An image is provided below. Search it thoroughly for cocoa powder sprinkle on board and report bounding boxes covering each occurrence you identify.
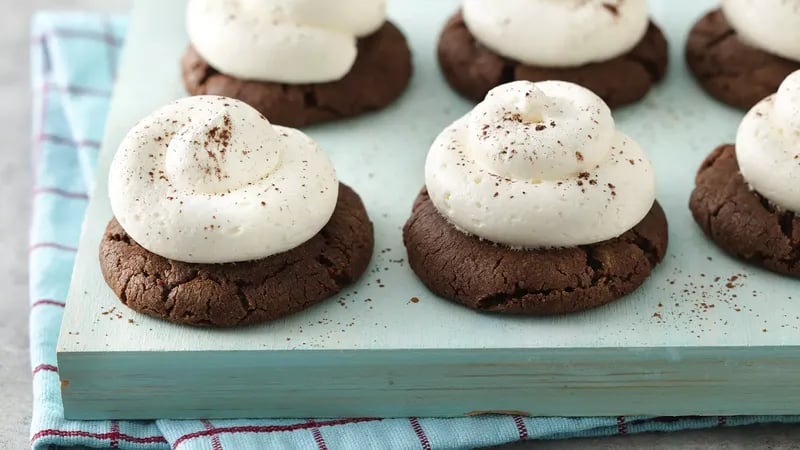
[602,3,620,16]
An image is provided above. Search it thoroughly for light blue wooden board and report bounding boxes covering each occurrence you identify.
[57,0,800,419]
[59,348,800,419]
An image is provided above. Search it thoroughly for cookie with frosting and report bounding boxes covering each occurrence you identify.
[181,0,412,127]
[100,96,374,326]
[686,1,800,110]
[437,0,668,108]
[691,70,800,276]
[403,81,668,315]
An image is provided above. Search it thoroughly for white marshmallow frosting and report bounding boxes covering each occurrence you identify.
[722,0,800,62]
[425,80,656,248]
[462,0,649,67]
[186,0,387,84]
[736,70,800,214]
[108,96,338,264]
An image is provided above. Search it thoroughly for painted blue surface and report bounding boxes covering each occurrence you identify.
[56,0,800,420]
[60,347,800,418]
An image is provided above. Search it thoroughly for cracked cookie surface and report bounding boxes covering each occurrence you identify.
[99,184,374,327]
[690,144,800,277]
[402,189,668,315]
[436,12,668,108]
[686,9,800,110]
[181,22,412,128]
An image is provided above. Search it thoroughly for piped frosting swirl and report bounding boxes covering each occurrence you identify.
[186,0,387,83]
[736,70,800,213]
[425,80,656,248]
[462,0,649,67]
[109,95,338,263]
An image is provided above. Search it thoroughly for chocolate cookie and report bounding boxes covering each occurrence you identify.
[182,22,413,128]
[437,12,668,108]
[686,9,800,110]
[99,184,374,327]
[690,145,800,277]
[403,189,668,315]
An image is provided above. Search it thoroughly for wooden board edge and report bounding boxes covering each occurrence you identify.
[58,346,800,419]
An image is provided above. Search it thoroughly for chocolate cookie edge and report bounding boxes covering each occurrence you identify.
[403,188,669,315]
[182,21,413,128]
[690,144,800,277]
[685,8,800,110]
[99,183,374,327]
[436,11,669,108]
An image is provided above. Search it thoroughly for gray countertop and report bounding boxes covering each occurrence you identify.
[1,1,798,449]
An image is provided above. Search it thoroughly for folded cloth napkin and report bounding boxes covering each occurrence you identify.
[28,11,800,450]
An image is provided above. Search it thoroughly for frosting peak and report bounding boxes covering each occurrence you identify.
[736,70,800,213]
[425,81,656,248]
[462,0,649,67]
[109,96,338,264]
[186,0,387,84]
[467,81,614,180]
[165,107,281,194]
